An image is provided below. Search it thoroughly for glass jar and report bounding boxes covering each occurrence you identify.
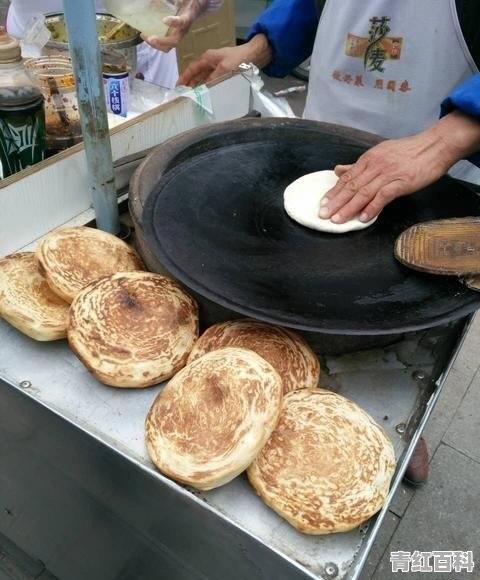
[0,29,46,178]
[24,55,82,155]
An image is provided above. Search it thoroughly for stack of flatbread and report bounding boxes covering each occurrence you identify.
[0,252,70,341]
[68,271,198,388]
[188,319,320,394]
[145,319,320,487]
[1,226,395,533]
[36,226,145,302]
[145,318,395,533]
[0,226,199,388]
[0,226,145,341]
[248,388,396,534]
[146,347,283,490]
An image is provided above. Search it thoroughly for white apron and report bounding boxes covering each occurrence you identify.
[304,0,480,183]
[6,0,179,88]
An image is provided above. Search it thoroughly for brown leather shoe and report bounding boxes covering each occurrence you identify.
[403,437,429,487]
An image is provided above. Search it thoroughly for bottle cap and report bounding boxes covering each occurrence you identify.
[0,27,21,63]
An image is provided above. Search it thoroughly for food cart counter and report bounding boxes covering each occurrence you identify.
[0,71,477,580]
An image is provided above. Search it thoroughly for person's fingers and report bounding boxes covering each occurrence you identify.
[334,164,353,177]
[357,182,405,222]
[204,60,237,83]
[319,188,356,219]
[163,15,189,29]
[205,67,229,83]
[141,34,177,52]
[184,68,212,87]
[319,163,382,218]
[321,159,371,205]
[178,59,212,86]
[327,174,391,223]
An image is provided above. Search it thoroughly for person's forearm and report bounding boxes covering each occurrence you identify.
[240,34,273,69]
[428,109,480,169]
[246,0,318,77]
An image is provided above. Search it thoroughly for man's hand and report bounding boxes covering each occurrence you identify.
[177,34,272,87]
[142,0,211,52]
[177,46,246,86]
[319,110,480,224]
[142,14,195,52]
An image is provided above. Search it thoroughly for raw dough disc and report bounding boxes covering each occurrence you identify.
[284,170,378,233]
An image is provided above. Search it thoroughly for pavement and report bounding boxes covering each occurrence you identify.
[1,24,479,580]
[359,313,480,580]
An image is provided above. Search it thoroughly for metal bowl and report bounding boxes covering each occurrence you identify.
[44,12,142,51]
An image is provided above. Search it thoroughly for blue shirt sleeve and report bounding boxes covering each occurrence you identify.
[246,0,319,78]
[441,73,480,166]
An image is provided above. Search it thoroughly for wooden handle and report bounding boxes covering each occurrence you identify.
[395,217,480,276]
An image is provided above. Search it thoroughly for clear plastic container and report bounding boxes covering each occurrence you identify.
[103,0,178,38]
[24,55,82,155]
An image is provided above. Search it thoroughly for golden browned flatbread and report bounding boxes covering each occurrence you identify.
[146,347,283,490]
[36,226,145,302]
[0,252,69,341]
[247,388,396,534]
[68,272,198,388]
[187,319,320,394]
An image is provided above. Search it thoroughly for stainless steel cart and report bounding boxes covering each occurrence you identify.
[0,54,477,580]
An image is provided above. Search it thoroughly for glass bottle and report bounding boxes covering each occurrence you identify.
[0,28,46,179]
[24,55,83,156]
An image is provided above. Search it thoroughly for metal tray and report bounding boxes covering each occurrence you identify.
[0,316,469,580]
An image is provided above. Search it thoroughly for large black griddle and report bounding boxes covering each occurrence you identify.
[139,119,480,335]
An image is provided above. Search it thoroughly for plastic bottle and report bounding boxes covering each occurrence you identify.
[0,28,46,179]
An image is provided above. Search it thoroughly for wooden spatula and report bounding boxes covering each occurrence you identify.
[395,217,480,275]
[465,276,480,291]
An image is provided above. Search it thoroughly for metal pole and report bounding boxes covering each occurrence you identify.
[62,0,120,234]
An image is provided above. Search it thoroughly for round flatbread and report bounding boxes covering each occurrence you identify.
[36,226,145,302]
[247,388,396,534]
[188,319,320,394]
[68,272,198,388]
[284,170,378,233]
[0,252,69,341]
[146,347,283,490]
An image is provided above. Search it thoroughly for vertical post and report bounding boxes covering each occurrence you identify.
[62,0,120,234]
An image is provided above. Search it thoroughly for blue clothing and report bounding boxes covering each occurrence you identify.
[246,0,319,78]
[441,73,480,119]
[248,2,480,165]
[441,74,480,166]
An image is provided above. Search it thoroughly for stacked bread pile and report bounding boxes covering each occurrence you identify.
[0,226,199,387]
[146,318,396,534]
[0,226,396,535]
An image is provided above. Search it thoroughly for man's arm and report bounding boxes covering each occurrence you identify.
[245,0,319,78]
[178,0,319,86]
[319,74,480,224]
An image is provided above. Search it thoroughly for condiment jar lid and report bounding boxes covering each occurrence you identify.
[0,27,21,63]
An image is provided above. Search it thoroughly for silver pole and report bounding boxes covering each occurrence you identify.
[62,0,120,234]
